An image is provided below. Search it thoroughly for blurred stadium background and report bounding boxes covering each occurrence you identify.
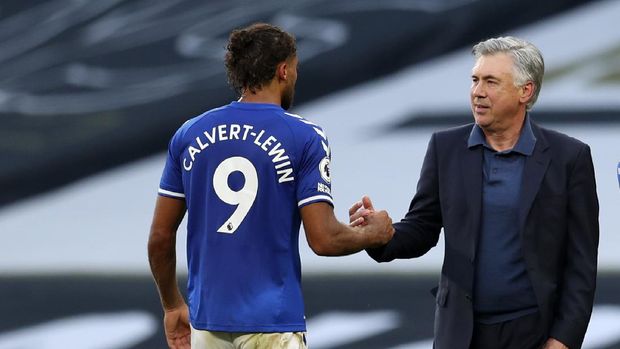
[1,0,620,348]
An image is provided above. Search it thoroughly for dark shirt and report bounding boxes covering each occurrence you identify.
[467,116,539,324]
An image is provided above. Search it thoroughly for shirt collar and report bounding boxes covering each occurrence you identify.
[467,114,537,156]
[512,115,536,156]
[467,123,487,149]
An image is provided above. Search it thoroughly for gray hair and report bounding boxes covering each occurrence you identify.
[472,36,545,110]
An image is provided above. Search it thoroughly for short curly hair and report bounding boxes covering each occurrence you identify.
[225,23,297,94]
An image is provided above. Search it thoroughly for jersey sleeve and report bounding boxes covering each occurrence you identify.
[296,126,333,208]
[158,127,186,200]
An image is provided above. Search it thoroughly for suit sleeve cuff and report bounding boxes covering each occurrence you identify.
[366,245,392,262]
[549,318,588,349]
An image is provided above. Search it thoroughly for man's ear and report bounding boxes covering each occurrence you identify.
[520,81,535,105]
[276,61,288,81]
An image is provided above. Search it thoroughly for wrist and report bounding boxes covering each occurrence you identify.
[163,301,185,312]
[161,291,185,311]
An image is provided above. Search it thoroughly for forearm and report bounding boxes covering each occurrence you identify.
[148,230,184,310]
[366,223,439,262]
[312,221,376,256]
[302,202,392,257]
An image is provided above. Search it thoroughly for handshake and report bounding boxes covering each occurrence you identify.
[348,195,395,248]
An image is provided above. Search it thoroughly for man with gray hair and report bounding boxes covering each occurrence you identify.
[351,36,599,349]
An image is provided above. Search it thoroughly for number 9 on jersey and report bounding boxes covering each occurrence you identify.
[213,156,258,234]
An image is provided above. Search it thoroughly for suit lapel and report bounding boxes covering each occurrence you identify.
[461,136,483,259]
[518,123,550,234]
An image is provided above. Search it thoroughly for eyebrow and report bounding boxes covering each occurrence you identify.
[471,74,501,81]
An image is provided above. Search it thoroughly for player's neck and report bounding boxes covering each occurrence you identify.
[239,84,282,107]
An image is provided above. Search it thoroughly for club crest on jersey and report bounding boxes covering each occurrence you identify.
[319,157,331,183]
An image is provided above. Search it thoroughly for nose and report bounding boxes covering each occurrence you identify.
[472,81,486,98]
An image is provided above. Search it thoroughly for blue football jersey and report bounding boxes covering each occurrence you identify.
[158,101,333,332]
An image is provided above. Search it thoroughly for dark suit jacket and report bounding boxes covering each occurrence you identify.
[368,122,599,349]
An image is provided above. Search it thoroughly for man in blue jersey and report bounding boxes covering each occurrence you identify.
[148,23,395,349]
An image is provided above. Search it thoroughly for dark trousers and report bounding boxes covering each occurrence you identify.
[469,312,546,349]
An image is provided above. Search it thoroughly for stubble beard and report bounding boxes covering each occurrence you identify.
[281,84,295,110]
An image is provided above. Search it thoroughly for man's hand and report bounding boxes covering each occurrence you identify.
[542,338,568,349]
[163,303,191,349]
[349,196,394,246]
[349,196,375,227]
[363,209,395,247]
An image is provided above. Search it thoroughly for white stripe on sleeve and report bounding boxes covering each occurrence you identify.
[158,188,186,198]
[298,195,333,207]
